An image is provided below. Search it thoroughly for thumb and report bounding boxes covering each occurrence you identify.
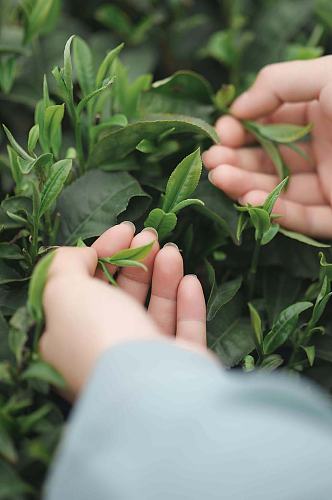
[47,247,98,280]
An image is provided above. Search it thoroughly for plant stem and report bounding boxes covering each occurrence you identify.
[74,118,85,174]
[248,238,261,299]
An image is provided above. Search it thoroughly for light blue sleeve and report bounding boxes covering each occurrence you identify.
[44,340,332,500]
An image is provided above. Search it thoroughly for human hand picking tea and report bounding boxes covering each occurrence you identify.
[39,222,206,395]
[203,57,332,238]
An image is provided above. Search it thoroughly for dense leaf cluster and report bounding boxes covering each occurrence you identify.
[2,0,332,497]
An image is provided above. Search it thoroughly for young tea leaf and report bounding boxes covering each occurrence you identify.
[319,252,332,281]
[28,251,56,324]
[106,241,154,263]
[248,208,270,241]
[263,177,289,214]
[38,159,72,218]
[144,208,177,240]
[73,36,94,96]
[248,302,263,348]
[248,122,312,144]
[163,148,202,213]
[301,345,315,367]
[2,125,34,161]
[96,42,124,88]
[77,77,115,115]
[279,228,330,248]
[261,224,280,246]
[263,302,313,355]
[28,124,39,155]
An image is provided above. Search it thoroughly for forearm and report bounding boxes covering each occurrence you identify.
[44,340,332,500]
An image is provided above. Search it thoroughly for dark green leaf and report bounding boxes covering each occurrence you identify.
[21,360,66,389]
[263,302,313,354]
[57,170,150,244]
[89,115,219,166]
[208,276,242,321]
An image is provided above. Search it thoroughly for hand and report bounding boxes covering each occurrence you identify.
[203,56,332,238]
[40,223,206,395]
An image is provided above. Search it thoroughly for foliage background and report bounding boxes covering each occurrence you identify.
[2,0,332,498]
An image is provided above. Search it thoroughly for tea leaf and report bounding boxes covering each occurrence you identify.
[18,152,53,175]
[249,122,313,144]
[21,360,66,389]
[248,302,263,348]
[77,77,115,115]
[39,159,72,218]
[208,276,242,321]
[89,115,219,166]
[73,36,94,96]
[28,124,39,155]
[163,149,202,212]
[2,125,33,161]
[103,242,154,264]
[0,243,23,260]
[215,84,236,110]
[301,345,315,366]
[319,252,332,281]
[23,0,55,44]
[172,198,204,213]
[248,207,270,241]
[0,423,17,463]
[279,228,330,248]
[263,301,313,354]
[57,170,150,244]
[44,104,65,156]
[263,177,289,214]
[261,224,280,246]
[260,354,284,371]
[144,208,177,240]
[28,251,56,324]
[63,35,75,97]
[96,43,124,88]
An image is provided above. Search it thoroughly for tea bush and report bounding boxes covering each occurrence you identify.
[2,0,332,497]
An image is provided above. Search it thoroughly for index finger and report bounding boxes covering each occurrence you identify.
[231,56,332,119]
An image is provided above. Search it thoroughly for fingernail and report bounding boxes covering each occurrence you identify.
[121,221,136,232]
[142,227,158,238]
[163,242,179,251]
[186,274,198,279]
[208,170,215,185]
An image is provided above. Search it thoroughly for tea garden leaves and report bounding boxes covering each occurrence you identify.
[57,170,150,244]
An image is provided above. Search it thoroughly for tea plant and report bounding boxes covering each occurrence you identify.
[1,1,332,498]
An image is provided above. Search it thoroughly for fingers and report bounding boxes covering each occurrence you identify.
[117,228,159,304]
[215,115,254,147]
[47,246,98,280]
[92,222,136,279]
[231,57,332,119]
[203,143,314,174]
[176,275,206,346]
[148,244,183,336]
[208,165,325,206]
[239,190,332,238]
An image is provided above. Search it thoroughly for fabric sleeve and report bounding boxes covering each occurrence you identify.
[44,340,332,500]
